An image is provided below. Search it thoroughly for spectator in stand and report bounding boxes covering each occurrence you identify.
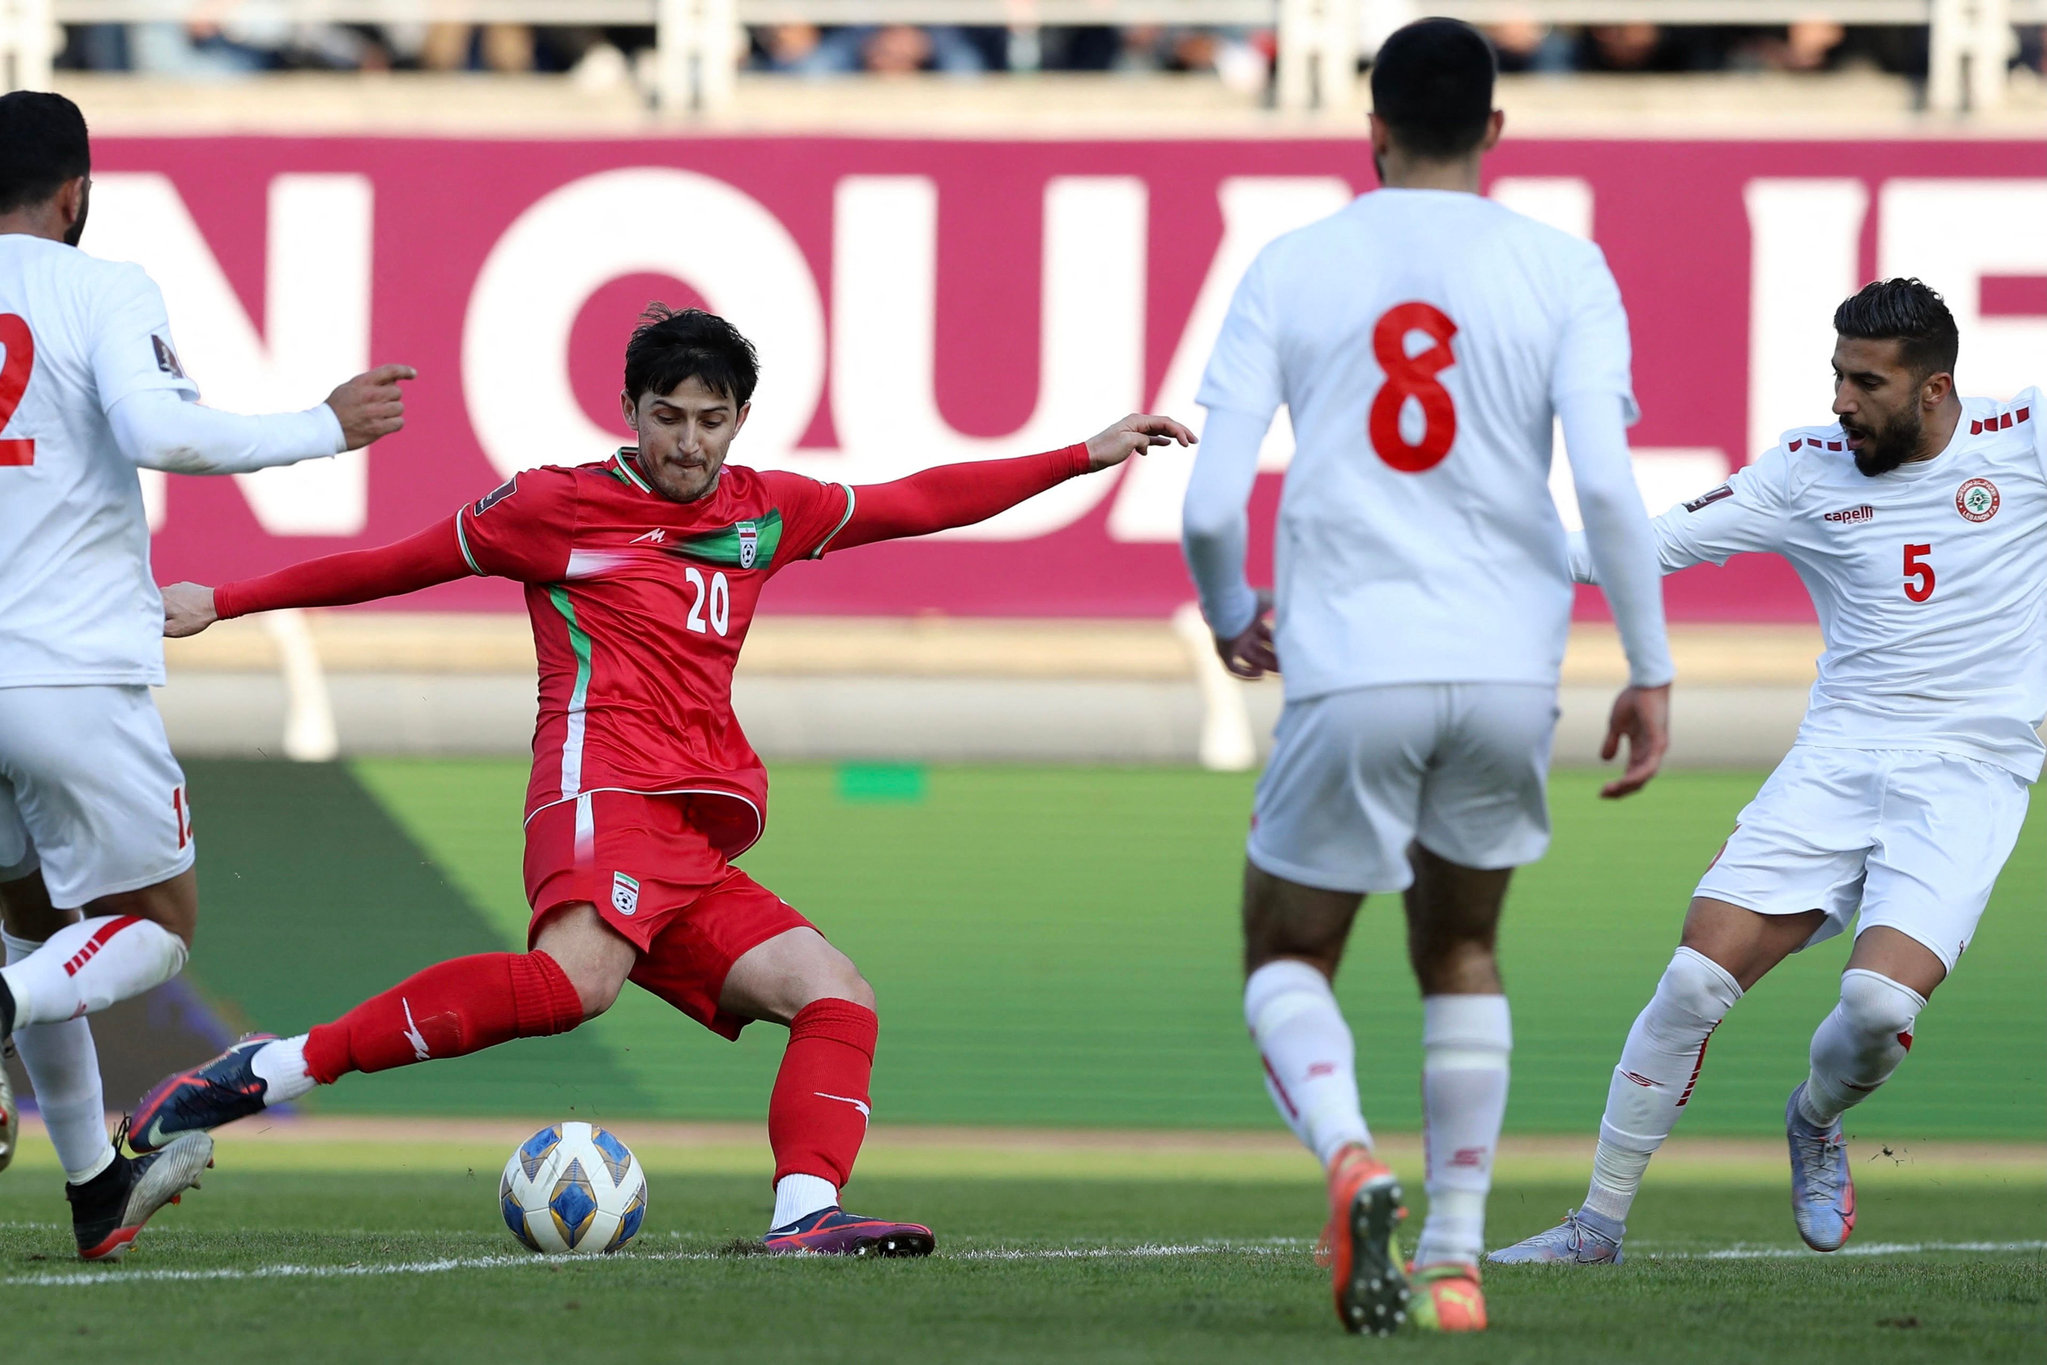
[751,25,997,75]
[1486,20,1574,74]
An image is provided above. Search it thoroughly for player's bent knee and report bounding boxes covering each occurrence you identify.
[1837,968,1923,1039]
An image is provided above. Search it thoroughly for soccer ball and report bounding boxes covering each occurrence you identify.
[499,1121,648,1254]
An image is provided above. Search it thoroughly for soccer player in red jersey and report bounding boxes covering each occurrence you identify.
[129,307,1195,1255]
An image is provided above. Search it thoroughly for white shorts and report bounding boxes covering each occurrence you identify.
[1247,683,1558,895]
[0,685,195,909]
[1694,745,2031,973]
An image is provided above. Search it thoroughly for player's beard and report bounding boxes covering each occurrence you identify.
[63,181,89,247]
[1848,406,1921,477]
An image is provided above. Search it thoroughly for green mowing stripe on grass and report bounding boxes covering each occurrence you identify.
[350,761,2045,1139]
[179,760,652,1117]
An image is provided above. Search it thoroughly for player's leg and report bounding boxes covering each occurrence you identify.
[1784,753,2025,1251]
[129,910,605,1151]
[1,870,115,1185]
[712,924,933,1254]
[0,688,199,1044]
[1241,687,1439,1335]
[1492,747,1869,1265]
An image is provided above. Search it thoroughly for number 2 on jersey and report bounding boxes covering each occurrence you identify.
[0,314,36,466]
[1903,544,1935,603]
[1368,301,1459,473]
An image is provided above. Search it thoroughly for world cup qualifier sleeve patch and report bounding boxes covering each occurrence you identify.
[610,872,640,917]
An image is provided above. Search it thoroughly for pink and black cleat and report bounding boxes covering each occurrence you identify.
[762,1206,935,1257]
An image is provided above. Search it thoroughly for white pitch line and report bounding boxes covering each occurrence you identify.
[3,1238,2038,1288]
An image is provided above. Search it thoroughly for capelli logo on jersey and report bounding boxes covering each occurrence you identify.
[1823,504,1876,525]
[1956,478,2000,523]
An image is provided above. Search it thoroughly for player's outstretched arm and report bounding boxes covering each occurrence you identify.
[827,415,1195,552]
[160,518,471,637]
[109,365,416,476]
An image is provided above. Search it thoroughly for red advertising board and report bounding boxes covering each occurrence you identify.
[91,135,2045,621]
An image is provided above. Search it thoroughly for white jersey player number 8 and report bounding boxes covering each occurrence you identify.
[1369,302,1460,473]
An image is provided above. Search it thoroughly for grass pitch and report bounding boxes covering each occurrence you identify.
[173,760,2045,1139]
[0,1142,2040,1365]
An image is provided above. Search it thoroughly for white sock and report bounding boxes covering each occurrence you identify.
[1584,947,1742,1225]
[2,931,112,1184]
[1415,994,1511,1269]
[1801,968,1925,1127]
[1244,960,1371,1168]
[1,915,187,1028]
[251,1034,318,1104]
[771,1173,837,1229]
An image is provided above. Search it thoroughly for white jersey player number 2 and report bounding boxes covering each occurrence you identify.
[0,313,34,465]
[1369,301,1460,473]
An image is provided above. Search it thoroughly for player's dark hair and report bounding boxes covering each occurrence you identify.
[1369,18,1497,160]
[1833,279,1959,381]
[0,91,91,216]
[623,306,759,408]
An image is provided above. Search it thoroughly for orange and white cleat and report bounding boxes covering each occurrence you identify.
[1325,1143,1410,1336]
[1408,1261,1488,1332]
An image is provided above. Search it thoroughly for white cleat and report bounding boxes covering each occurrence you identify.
[1488,1207,1625,1265]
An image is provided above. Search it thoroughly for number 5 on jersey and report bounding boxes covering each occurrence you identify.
[1903,544,1935,603]
[1368,301,1459,473]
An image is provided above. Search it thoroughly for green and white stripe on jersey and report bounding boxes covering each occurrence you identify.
[546,585,595,801]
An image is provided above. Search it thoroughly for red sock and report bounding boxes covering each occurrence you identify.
[303,951,583,1084]
[769,998,879,1187]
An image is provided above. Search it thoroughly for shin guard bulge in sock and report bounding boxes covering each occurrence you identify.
[2,931,112,1184]
[770,999,878,1188]
[1802,968,1925,1126]
[302,951,583,1084]
[0,915,186,1028]
[1416,995,1511,1269]
[1585,947,1742,1224]
[1243,960,1371,1166]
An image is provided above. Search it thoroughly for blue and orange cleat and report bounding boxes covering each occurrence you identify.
[127,1034,278,1154]
[1786,1082,1855,1251]
[1326,1143,1410,1336]
[762,1206,935,1257]
[70,1131,214,1260]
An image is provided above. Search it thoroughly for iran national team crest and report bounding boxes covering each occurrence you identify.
[737,521,759,569]
[610,871,640,917]
[1956,478,2000,523]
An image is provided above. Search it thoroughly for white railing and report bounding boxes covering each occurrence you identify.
[3,1,2038,112]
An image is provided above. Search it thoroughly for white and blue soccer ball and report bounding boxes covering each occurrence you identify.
[499,1121,648,1254]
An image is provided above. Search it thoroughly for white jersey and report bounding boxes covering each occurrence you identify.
[0,235,201,687]
[1577,390,2047,780]
[1196,188,1645,699]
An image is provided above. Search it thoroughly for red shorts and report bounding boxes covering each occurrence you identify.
[523,790,810,1040]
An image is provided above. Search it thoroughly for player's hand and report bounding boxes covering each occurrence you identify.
[1215,592,1279,680]
[1084,413,1197,472]
[161,582,219,638]
[1600,682,1670,799]
[326,364,417,451]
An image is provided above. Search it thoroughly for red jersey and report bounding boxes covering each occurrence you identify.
[455,449,854,856]
[210,441,1092,857]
